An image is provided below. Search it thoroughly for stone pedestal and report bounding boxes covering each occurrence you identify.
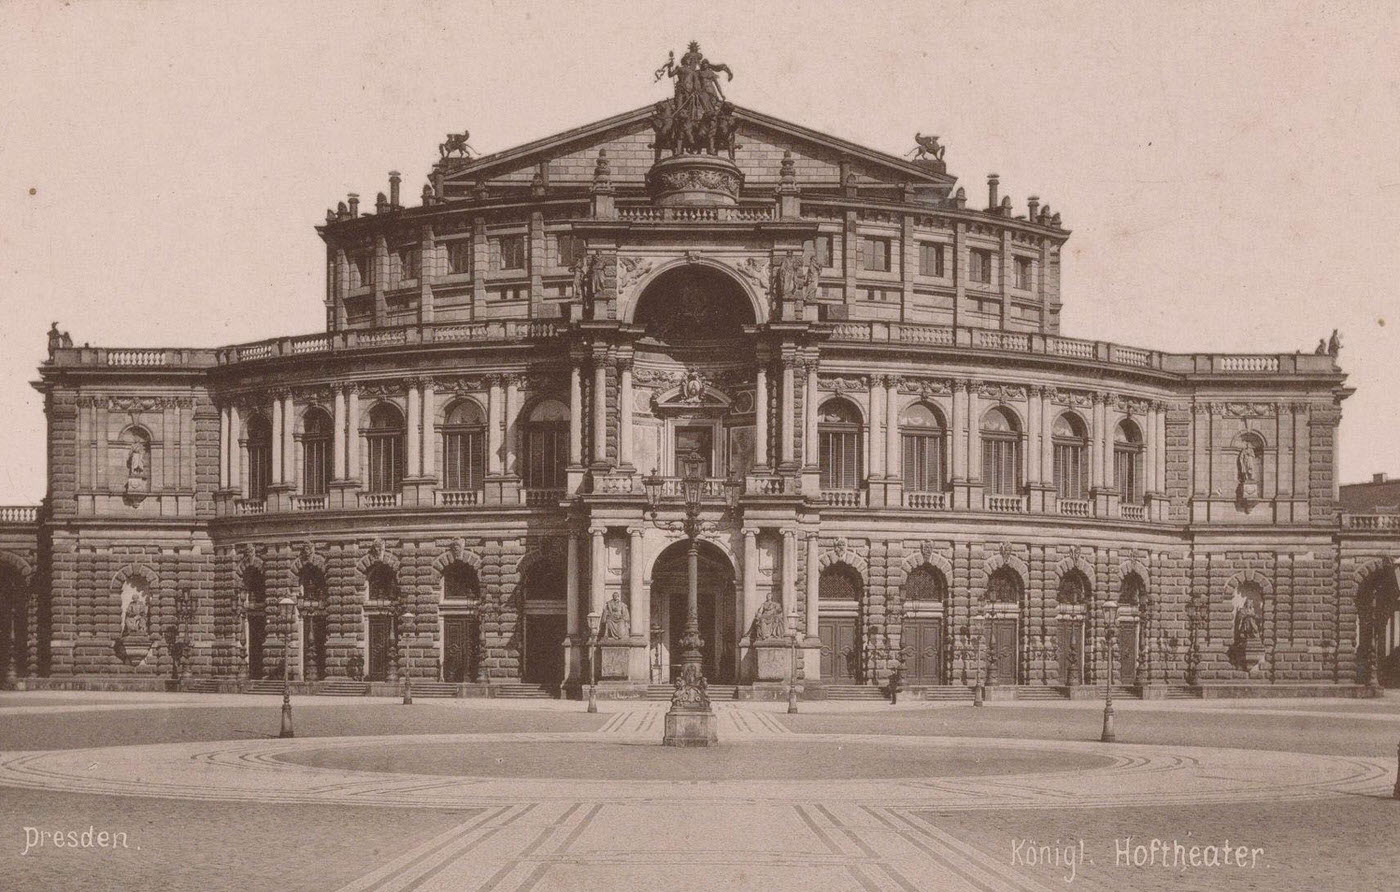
[646,155,742,207]
[600,645,631,680]
[663,708,718,747]
[755,641,793,681]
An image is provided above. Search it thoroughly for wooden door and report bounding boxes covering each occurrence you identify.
[247,614,266,680]
[1117,622,1138,685]
[1058,620,1083,685]
[367,615,392,682]
[819,617,858,682]
[905,617,943,684]
[991,618,1018,685]
[524,614,566,685]
[443,616,477,683]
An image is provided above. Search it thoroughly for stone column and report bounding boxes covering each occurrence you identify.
[1089,394,1104,490]
[629,526,646,640]
[346,387,361,480]
[868,376,883,478]
[229,406,242,492]
[755,364,769,468]
[951,381,967,480]
[282,394,296,485]
[1155,402,1167,493]
[781,529,797,618]
[421,383,435,479]
[592,360,608,465]
[884,376,900,479]
[487,376,503,476]
[618,360,633,469]
[780,357,795,465]
[741,528,760,633]
[566,530,581,638]
[270,395,284,486]
[405,383,421,478]
[568,364,584,466]
[966,384,980,481]
[804,361,819,468]
[1144,405,1156,493]
[805,531,820,638]
[504,375,519,476]
[1026,386,1041,486]
[589,526,608,617]
[1101,400,1115,488]
[1040,389,1053,483]
[332,387,346,480]
[219,406,230,489]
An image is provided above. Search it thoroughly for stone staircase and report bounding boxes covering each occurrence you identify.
[407,682,459,698]
[922,685,975,702]
[243,680,287,695]
[181,678,222,694]
[319,680,370,696]
[494,682,556,699]
[823,684,887,702]
[1164,685,1202,699]
[643,684,739,701]
[1014,685,1070,701]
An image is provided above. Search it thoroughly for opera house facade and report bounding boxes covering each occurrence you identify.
[3,46,1397,698]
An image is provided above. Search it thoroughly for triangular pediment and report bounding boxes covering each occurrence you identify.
[439,105,955,195]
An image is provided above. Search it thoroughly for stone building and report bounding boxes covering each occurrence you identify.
[5,45,1399,696]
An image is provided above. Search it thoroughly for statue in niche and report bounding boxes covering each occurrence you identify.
[121,587,149,638]
[1228,585,1264,674]
[601,592,631,641]
[772,253,801,302]
[801,251,823,302]
[1235,445,1257,485]
[752,598,786,641]
[125,433,150,495]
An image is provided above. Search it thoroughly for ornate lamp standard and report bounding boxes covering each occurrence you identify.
[277,596,296,739]
[641,451,742,747]
[401,610,415,706]
[1101,599,1118,743]
[970,616,985,707]
[585,611,600,713]
[786,607,800,714]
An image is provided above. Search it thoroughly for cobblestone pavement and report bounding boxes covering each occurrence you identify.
[0,692,1396,891]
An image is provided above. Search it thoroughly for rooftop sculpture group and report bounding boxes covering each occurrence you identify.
[650,41,740,161]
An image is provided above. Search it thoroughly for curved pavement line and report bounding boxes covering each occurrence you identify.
[0,729,1391,810]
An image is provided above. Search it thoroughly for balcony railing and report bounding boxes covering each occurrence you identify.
[985,494,1026,513]
[745,474,796,496]
[616,204,776,223]
[359,492,400,509]
[1058,499,1091,517]
[0,506,38,523]
[234,498,266,515]
[290,495,328,511]
[905,491,948,509]
[821,489,866,508]
[436,490,481,507]
[658,478,732,499]
[1341,513,1400,531]
[523,488,566,506]
[1120,503,1147,522]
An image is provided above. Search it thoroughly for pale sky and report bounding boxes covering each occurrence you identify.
[1,0,1397,503]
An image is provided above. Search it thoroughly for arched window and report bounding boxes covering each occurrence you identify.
[443,563,480,601]
[366,404,405,494]
[901,402,947,493]
[1120,572,1145,606]
[1114,420,1145,504]
[980,407,1022,496]
[523,399,569,490]
[245,414,273,501]
[442,401,486,492]
[904,565,947,603]
[1052,413,1089,501]
[988,566,1022,603]
[819,564,863,601]
[818,398,863,490]
[301,408,333,496]
[1057,570,1088,605]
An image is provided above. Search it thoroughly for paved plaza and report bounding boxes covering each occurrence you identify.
[0,691,1396,891]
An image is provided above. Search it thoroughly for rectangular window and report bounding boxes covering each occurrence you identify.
[556,235,584,268]
[902,433,946,492]
[499,235,525,270]
[443,430,484,491]
[981,437,1021,495]
[1014,256,1032,290]
[1054,443,1088,500]
[367,435,403,493]
[248,440,272,501]
[1115,448,1144,504]
[524,425,568,489]
[397,247,420,281]
[446,239,472,275]
[861,237,891,272]
[302,438,330,496]
[969,249,992,284]
[820,431,862,490]
[918,242,945,277]
[674,426,714,477]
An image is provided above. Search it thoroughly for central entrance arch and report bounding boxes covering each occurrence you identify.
[650,539,737,685]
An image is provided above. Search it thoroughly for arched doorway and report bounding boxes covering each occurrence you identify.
[818,564,864,683]
[244,568,268,680]
[650,539,737,685]
[365,565,398,682]
[901,565,947,684]
[1360,566,1400,687]
[521,556,566,687]
[1055,570,1089,685]
[441,563,482,683]
[298,567,328,682]
[1117,573,1146,685]
[0,566,27,681]
[986,567,1023,685]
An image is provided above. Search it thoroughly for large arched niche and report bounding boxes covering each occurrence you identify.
[630,264,758,342]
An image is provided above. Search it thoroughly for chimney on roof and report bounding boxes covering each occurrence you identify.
[389,171,401,208]
[1027,195,1040,221]
[347,193,359,217]
[1375,472,1390,484]
[987,174,999,211]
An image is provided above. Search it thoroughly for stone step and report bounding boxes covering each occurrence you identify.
[319,681,369,696]
[408,683,459,698]
[181,678,221,694]
[494,683,555,699]
[243,680,286,695]
[1014,686,1069,700]
[824,684,886,701]
[921,685,975,702]
[643,685,738,701]
[1165,685,1202,699]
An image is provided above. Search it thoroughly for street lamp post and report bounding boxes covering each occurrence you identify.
[971,619,985,707]
[401,611,415,706]
[1101,599,1118,743]
[278,596,296,739]
[586,611,600,713]
[786,607,799,714]
[642,452,742,747]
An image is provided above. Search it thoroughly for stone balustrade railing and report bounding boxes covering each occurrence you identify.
[616,204,776,223]
[0,506,38,523]
[1341,513,1400,531]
